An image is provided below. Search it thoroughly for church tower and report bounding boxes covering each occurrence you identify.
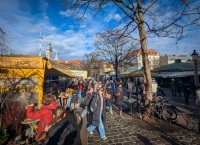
[46,43,53,60]
[54,52,59,61]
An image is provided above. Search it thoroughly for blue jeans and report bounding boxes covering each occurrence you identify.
[78,91,82,98]
[87,112,105,138]
[67,96,72,107]
[106,106,112,111]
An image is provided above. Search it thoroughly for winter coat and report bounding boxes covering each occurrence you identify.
[110,82,115,93]
[81,84,88,98]
[105,87,113,106]
[80,91,93,108]
[44,118,77,145]
[184,84,191,95]
[115,88,125,107]
[91,94,106,127]
[78,84,83,91]
[171,81,177,90]
[71,90,79,103]
[177,81,184,92]
[26,101,58,140]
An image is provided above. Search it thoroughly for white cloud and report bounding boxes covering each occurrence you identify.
[113,14,121,21]
[105,14,114,22]
[0,0,199,60]
[0,0,108,60]
[59,9,93,21]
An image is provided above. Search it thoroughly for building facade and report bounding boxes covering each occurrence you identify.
[160,54,191,66]
[120,49,160,74]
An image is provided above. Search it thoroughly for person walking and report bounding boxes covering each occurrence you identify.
[105,83,113,116]
[78,81,83,100]
[70,85,79,112]
[26,94,58,140]
[78,87,94,125]
[65,85,74,109]
[177,79,184,97]
[171,79,177,97]
[183,83,191,104]
[87,87,107,140]
[115,83,125,117]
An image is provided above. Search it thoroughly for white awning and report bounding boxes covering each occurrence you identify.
[153,72,173,78]
[169,71,200,78]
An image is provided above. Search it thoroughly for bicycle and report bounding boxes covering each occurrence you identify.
[141,96,179,123]
[129,93,146,118]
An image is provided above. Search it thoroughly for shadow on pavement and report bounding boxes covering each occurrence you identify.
[160,135,183,145]
[137,134,152,145]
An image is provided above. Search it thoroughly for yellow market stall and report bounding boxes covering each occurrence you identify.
[0,55,78,103]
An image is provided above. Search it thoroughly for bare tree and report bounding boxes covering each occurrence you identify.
[95,29,138,81]
[63,0,200,100]
[0,56,43,137]
[81,52,103,79]
[0,28,8,55]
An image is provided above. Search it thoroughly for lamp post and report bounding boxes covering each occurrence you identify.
[191,49,200,133]
[191,50,199,88]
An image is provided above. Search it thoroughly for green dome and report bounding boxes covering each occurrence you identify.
[47,43,53,52]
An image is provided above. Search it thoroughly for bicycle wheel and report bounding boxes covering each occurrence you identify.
[130,102,138,115]
[162,106,179,122]
[140,106,152,120]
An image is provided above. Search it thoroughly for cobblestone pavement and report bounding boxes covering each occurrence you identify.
[87,110,200,145]
[86,88,200,145]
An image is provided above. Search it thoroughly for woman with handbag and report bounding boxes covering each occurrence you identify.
[87,85,107,140]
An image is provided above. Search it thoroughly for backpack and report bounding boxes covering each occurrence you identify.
[90,94,99,112]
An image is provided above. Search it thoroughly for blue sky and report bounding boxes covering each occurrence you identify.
[0,0,199,60]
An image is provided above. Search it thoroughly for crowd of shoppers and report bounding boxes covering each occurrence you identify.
[25,76,197,144]
[25,78,127,144]
[170,78,193,104]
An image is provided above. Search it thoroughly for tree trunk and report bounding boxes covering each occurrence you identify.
[115,58,119,82]
[137,0,152,101]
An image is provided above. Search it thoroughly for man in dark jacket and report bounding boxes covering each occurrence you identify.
[87,84,107,140]
[115,83,125,117]
[41,106,77,145]
[171,79,177,97]
[70,85,79,112]
[183,83,191,104]
[105,83,113,116]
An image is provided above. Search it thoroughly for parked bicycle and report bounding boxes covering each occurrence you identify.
[129,93,146,118]
[141,96,179,123]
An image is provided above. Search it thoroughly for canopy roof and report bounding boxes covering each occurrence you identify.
[154,71,200,78]
[121,69,157,77]
[153,62,200,72]
[46,60,78,78]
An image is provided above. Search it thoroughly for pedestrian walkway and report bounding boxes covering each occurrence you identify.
[86,88,200,145]
[87,110,200,145]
